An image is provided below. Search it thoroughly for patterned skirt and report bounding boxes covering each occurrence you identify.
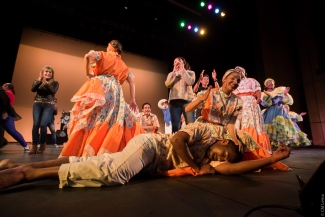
[60,75,143,157]
[262,105,310,147]
[235,95,271,153]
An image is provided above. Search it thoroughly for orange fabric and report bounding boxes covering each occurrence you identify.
[240,127,272,153]
[242,148,290,171]
[60,51,144,157]
[94,52,130,84]
[235,92,255,97]
[160,167,202,177]
[61,121,144,157]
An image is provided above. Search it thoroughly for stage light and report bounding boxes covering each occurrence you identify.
[215,8,219,14]
[180,22,185,27]
[194,27,198,32]
[208,4,212,10]
[187,25,192,30]
[200,2,205,7]
[221,12,225,17]
[200,29,205,35]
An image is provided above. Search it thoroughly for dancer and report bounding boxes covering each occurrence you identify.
[232,66,272,154]
[0,87,29,152]
[186,70,289,170]
[158,99,172,134]
[284,105,311,146]
[193,70,219,119]
[165,57,195,133]
[60,40,143,157]
[261,78,307,148]
[30,66,59,154]
[0,130,291,190]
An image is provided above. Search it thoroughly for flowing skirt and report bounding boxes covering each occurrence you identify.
[60,75,144,157]
[235,95,272,153]
[262,104,310,147]
[289,120,311,146]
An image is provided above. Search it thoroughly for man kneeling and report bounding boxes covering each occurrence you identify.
[0,131,290,190]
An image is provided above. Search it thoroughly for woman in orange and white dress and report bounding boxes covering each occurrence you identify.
[60,40,143,157]
[232,66,272,154]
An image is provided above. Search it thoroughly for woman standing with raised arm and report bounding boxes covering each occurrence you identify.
[60,40,143,157]
[165,57,195,133]
[30,66,59,154]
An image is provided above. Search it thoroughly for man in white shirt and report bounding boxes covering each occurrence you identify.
[136,102,160,133]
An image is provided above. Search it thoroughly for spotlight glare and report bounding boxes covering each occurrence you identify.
[200,2,205,7]
[208,4,212,10]
[200,29,205,35]
[187,25,192,30]
[194,27,198,32]
[180,22,185,27]
[221,12,225,17]
[215,8,219,14]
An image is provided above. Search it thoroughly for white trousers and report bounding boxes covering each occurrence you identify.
[165,122,172,135]
[58,134,159,188]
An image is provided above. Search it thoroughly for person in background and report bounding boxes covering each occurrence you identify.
[158,99,172,134]
[30,66,59,154]
[0,86,28,152]
[165,57,195,133]
[261,78,310,149]
[136,102,160,134]
[283,105,311,147]
[192,70,219,119]
[2,83,15,106]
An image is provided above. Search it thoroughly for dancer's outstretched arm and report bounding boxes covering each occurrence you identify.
[214,144,290,175]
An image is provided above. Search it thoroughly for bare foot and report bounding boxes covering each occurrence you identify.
[0,159,19,171]
[0,166,26,190]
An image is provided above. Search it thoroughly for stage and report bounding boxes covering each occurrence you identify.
[0,143,324,217]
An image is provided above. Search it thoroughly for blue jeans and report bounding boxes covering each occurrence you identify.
[0,115,27,147]
[38,121,57,144]
[169,99,195,133]
[32,103,54,145]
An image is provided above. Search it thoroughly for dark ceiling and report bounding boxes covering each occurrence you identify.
[6,0,273,80]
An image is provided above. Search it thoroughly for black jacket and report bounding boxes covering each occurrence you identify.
[31,80,59,103]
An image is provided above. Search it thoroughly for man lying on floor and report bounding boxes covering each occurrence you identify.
[0,123,291,190]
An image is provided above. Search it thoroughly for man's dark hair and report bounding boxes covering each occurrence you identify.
[142,102,151,109]
[227,140,243,163]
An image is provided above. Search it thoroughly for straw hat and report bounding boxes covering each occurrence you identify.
[158,99,167,109]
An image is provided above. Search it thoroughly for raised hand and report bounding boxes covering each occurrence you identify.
[39,71,44,81]
[212,69,217,80]
[198,86,212,102]
[200,70,205,80]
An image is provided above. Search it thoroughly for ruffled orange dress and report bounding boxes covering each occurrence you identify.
[60,51,144,157]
